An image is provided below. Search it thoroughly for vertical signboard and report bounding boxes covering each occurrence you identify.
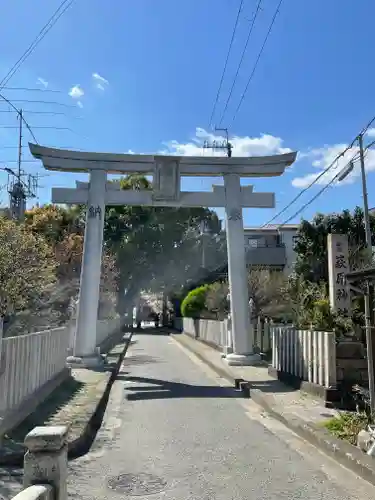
[327,233,351,316]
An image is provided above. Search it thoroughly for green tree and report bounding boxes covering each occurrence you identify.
[0,217,56,320]
[103,175,226,314]
[294,207,375,283]
[23,204,118,325]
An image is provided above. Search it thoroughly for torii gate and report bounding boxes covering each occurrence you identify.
[29,143,297,366]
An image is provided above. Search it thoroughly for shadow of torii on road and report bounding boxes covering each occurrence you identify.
[120,375,241,401]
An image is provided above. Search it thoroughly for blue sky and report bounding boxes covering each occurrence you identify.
[1,0,375,227]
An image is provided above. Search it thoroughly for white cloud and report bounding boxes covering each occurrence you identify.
[291,143,375,188]
[367,128,375,138]
[160,127,292,157]
[69,84,84,99]
[77,101,83,108]
[92,72,109,90]
[37,77,48,88]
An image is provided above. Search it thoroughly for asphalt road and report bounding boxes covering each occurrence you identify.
[67,330,375,500]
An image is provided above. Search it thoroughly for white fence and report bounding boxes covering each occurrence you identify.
[174,317,270,353]
[0,317,122,438]
[0,327,70,421]
[271,327,336,388]
[177,317,227,348]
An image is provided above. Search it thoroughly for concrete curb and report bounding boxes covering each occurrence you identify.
[0,332,133,467]
[172,333,375,486]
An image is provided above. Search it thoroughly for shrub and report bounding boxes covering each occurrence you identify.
[181,285,210,318]
[204,281,229,320]
[324,412,369,445]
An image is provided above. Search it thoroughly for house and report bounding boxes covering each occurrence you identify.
[244,224,299,274]
[187,224,300,291]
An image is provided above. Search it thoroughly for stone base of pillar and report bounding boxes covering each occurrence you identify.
[66,353,105,369]
[221,345,233,358]
[224,352,262,366]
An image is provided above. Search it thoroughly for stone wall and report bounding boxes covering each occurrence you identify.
[335,340,368,386]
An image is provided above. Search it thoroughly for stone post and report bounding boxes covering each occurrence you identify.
[223,173,260,365]
[23,426,68,500]
[68,169,107,367]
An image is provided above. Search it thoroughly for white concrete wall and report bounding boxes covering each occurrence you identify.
[68,317,121,350]
[96,318,122,346]
[0,327,70,418]
[271,327,336,388]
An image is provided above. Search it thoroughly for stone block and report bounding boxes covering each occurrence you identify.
[25,426,68,452]
[336,341,365,359]
[23,426,68,500]
[24,447,68,500]
[357,429,373,453]
[336,358,368,370]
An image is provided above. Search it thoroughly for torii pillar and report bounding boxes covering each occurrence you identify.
[29,144,297,367]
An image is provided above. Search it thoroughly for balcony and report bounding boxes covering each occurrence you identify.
[245,243,286,268]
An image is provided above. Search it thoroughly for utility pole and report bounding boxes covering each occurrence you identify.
[203,127,233,158]
[18,109,23,184]
[358,132,375,411]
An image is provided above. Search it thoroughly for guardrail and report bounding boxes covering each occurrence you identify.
[11,426,68,500]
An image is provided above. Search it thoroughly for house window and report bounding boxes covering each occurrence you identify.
[248,238,259,248]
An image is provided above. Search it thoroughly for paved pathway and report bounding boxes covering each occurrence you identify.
[68,331,375,500]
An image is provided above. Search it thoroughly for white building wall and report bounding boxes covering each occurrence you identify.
[279,229,298,274]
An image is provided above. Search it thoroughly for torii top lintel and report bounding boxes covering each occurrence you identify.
[29,143,297,178]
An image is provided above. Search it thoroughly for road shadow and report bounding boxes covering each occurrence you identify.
[120,375,240,401]
[132,328,171,336]
[121,355,161,367]
[0,466,23,500]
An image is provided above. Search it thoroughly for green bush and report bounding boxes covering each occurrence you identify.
[181,285,210,318]
[324,412,369,445]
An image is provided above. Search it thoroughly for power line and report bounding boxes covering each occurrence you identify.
[218,0,263,126]
[263,117,375,227]
[0,99,75,108]
[208,0,244,129]
[262,142,357,227]
[0,92,38,144]
[230,0,283,126]
[1,86,61,93]
[278,152,360,227]
[0,0,75,90]
[0,109,79,118]
[279,141,375,227]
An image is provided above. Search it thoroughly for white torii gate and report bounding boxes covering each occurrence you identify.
[29,143,297,366]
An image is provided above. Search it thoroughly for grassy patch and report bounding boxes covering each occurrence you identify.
[323,412,370,445]
[5,371,109,447]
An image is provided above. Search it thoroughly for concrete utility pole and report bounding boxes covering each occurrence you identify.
[17,109,23,183]
[358,133,375,411]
